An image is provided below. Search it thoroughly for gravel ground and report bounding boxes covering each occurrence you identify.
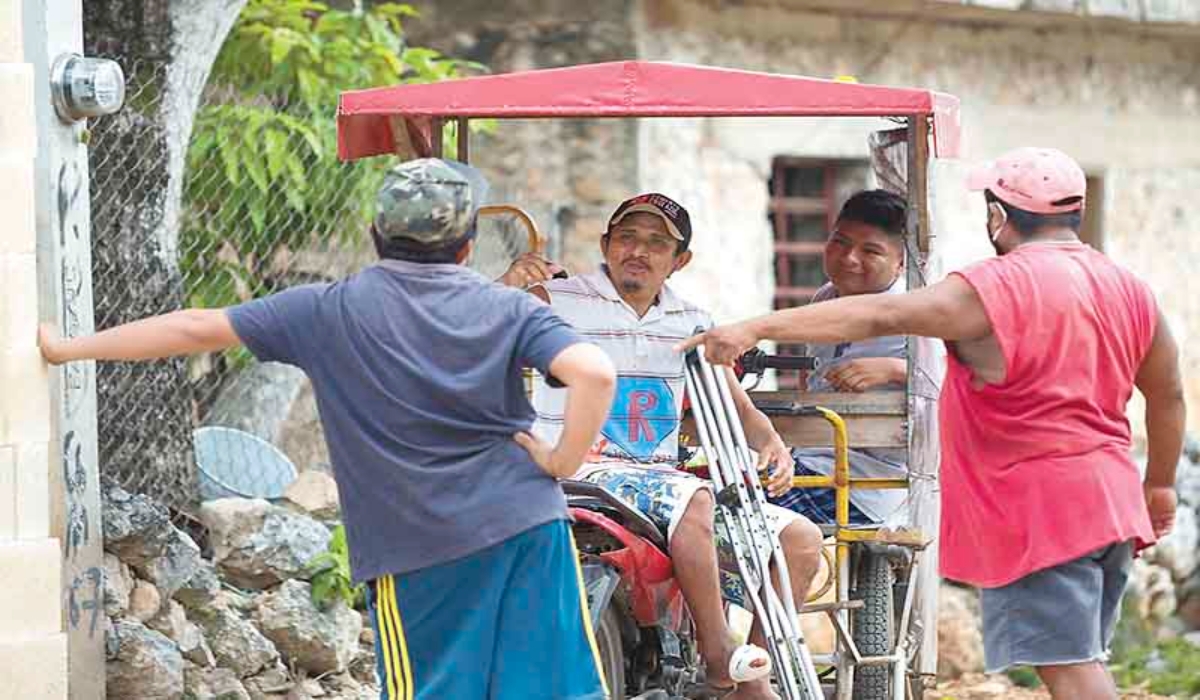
[931,673,1178,699]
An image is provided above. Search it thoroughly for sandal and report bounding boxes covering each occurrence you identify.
[693,645,771,698]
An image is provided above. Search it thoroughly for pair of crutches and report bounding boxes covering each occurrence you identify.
[683,346,825,700]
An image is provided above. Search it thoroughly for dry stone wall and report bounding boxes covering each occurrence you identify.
[101,479,374,700]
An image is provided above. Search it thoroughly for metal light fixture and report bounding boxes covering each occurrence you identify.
[50,53,125,123]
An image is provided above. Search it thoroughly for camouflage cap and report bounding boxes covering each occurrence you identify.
[373,158,489,250]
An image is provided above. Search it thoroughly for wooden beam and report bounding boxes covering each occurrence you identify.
[680,415,906,450]
[770,198,828,215]
[907,115,932,255]
[773,415,907,449]
[749,390,906,416]
[388,116,420,160]
[685,391,909,449]
[773,241,825,255]
[906,113,940,678]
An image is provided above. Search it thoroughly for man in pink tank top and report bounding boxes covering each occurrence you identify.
[679,147,1186,699]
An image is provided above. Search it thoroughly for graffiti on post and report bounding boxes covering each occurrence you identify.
[65,566,104,638]
[57,161,82,247]
[58,161,89,419]
[61,259,87,418]
[62,430,90,560]
[55,153,103,653]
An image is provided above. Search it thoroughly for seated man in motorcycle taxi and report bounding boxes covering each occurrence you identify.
[501,193,823,700]
[767,189,911,527]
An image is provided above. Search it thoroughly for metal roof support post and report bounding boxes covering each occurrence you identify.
[905,114,940,681]
[430,117,443,158]
[456,117,469,163]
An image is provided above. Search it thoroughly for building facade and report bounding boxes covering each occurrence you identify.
[412,0,1200,435]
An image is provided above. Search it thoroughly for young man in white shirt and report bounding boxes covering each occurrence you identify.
[502,193,823,700]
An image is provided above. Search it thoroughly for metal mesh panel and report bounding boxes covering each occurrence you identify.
[88,56,381,512]
[88,48,526,513]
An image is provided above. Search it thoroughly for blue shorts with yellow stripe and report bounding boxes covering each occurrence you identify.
[367,519,607,700]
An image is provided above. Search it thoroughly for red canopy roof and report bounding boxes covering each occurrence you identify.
[338,60,961,162]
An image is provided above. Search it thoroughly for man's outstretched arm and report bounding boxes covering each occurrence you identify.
[676,275,992,364]
[39,309,241,365]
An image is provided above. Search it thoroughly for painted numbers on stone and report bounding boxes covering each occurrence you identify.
[65,566,104,637]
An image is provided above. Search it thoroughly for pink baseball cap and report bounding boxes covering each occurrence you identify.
[967,147,1086,214]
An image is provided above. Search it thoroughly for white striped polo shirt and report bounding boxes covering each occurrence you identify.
[532,269,712,470]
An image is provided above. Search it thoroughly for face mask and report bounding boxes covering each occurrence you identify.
[986,203,1008,254]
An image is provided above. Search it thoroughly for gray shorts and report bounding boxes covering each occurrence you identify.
[980,540,1133,673]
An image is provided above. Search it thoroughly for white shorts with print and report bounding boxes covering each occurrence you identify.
[580,464,803,609]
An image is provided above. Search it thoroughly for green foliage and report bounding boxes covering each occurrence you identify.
[1111,637,1200,697]
[181,0,488,311]
[308,524,365,610]
[1109,597,1200,697]
[1004,666,1041,689]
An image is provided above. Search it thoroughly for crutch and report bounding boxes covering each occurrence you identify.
[683,349,818,698]
[683,345,825,700]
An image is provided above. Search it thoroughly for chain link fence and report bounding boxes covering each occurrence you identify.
[89,52,383,512]
[86,6,524,513]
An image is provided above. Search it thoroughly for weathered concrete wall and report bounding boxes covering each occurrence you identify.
[636,0,1200,433]
[408,0,1200,430]
[635,117,791,326]
[946,0,1200,24]
[1105,167,1200,442]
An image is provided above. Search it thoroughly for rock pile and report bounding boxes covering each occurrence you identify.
[101,476,373,700]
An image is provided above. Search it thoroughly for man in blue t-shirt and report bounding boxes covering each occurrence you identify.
[40,159,617,700]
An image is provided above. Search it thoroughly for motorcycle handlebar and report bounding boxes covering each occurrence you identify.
[737,348,819,374]
[758,355,819,371]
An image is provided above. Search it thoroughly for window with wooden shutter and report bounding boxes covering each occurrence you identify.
[768,158,870,388]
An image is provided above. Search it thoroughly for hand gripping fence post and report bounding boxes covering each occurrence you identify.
[683,344,825,700]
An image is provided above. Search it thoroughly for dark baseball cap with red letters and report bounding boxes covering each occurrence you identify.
[606,193,693,251]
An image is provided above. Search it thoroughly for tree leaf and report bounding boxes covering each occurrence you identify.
[268,27,304,67]
[311,574,335,608]
[218,142,242,187]
[264,129,289,178]
[244,147,270,194]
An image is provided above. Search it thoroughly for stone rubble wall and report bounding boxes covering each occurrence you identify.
[102,436,1200,689]
[100,474,373,700]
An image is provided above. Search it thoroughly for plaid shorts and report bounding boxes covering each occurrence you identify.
[768,464,874,525]
[581,465,802,609]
